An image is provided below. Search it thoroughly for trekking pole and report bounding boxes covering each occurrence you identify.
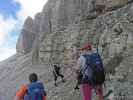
[95,37,99,54]
[49,58,56,76]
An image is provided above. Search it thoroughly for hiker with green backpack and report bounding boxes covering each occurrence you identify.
[74,42,105,100]
[15,73,47,100]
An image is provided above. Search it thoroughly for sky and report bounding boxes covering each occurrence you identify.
[0,0,48,61]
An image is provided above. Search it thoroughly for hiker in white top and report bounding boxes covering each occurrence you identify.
[74,42,104,100]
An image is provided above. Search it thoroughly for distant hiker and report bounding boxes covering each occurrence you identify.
[15,73,47,100]
[74,42,105,100]
[53,64,65,86]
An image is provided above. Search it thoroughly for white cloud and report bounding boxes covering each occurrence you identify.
[0,0,48,61]
[0,46,16,61]
[14,0,48,20]
[0,14,17,61]
[0,15,17,45]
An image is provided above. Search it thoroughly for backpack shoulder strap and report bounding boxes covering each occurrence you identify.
[81,54,92,72]
[82,54,93,66]
[93,52,103,65]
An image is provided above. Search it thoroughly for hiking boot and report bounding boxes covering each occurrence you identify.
[74,86,79,90]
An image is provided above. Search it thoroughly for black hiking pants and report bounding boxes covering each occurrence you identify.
[53,71,64,85]
[54,73,64,81]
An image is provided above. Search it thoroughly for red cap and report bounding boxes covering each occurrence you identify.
[80,42,92,51]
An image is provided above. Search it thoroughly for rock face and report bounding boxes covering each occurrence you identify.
[16,17,35,53]
[0,0,133,100]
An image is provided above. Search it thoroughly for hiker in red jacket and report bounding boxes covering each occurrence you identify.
[14,73,47,100]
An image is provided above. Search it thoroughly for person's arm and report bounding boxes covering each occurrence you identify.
[40,83,47,97]
[43,90,47,96]
[42,86,47,100]
[15,84,28,100]
[74,56,84,73]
